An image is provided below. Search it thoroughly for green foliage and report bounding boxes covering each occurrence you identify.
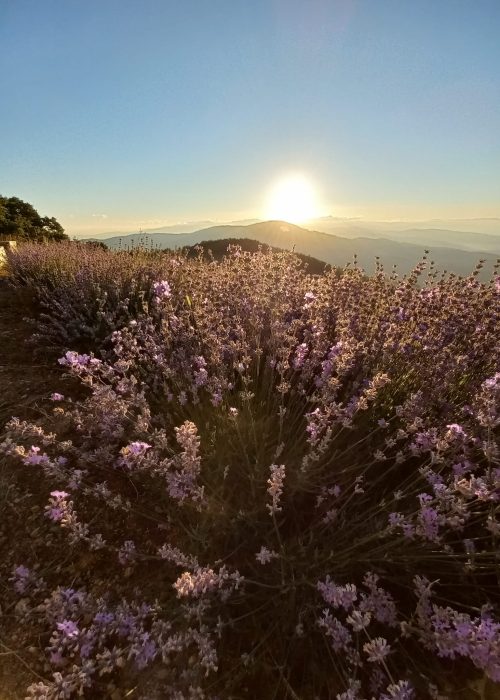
[0,195,67,242]
[83,240,108,250]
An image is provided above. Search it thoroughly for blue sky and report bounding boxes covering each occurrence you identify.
[1,0,499,235]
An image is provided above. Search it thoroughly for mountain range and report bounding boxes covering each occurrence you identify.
[90,220,499,280]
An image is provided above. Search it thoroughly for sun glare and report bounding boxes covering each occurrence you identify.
[264,174,320,224]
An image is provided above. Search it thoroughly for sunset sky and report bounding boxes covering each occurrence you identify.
[1,0,499,236]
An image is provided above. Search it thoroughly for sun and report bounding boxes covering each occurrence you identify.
[264,174,320,224]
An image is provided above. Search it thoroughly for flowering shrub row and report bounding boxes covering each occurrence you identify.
[6,242,183,352]
[2,243,500,698]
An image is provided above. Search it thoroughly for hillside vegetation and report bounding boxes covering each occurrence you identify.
[183,237,331,275]
[0,196,67,243]
[1,241,499,699]
[96,220,499,281]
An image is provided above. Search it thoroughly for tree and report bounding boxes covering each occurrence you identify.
[83,240,108,250]
[0,195,68,242]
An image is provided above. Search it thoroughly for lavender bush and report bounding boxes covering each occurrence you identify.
[6,241,184,352]
[2,244,500,698]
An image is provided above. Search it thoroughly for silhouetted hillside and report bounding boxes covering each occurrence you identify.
[183,238,331,275]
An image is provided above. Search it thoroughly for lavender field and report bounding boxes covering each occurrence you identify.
[1,241,500,699]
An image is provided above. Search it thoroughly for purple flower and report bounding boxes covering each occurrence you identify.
[23,446,50,466]
[484,373,500,389]
[131,632,157,669]
[360,573,398,627]
[58,350,92,368]
[255,546,279,565]
[94,611,115,626]
[363,636,391,662]
[56,619,80,639]
[293,343,309,369]
[346,609,372,631]
[418,503,441,542]
[336,680,361,700]
[173,565,243,599]
[381,680,415,699]
[50,490,69,499]
[10,565,31,594]
[211,390,223,406]
[446,423,466,439]
[50,393,65,401]
[318,577,358,611]
[267,464,286,515]
[119,441,152,469]
[127,441,151,456]
[118,540,137,565]
[153,280,171,299]
[318,609,353,652]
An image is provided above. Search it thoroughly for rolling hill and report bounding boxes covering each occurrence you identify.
[182,237,331,275]
[96,220,499,280]
[306,216,500,251]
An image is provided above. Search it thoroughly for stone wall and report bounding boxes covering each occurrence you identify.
[0,241,17,269]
